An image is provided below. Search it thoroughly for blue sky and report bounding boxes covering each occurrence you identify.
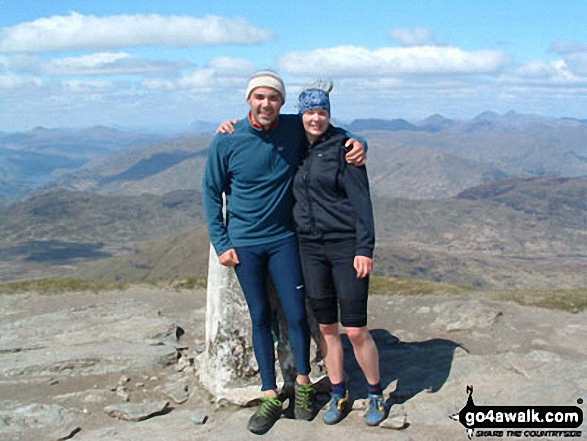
[1,0,587,131]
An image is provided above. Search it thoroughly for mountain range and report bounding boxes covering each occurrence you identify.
[0,111,585,289]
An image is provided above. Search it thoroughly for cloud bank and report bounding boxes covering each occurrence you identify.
[0,12,274,53]
[279,45,510,76]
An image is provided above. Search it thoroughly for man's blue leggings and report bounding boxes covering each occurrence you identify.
[234,235,311,391]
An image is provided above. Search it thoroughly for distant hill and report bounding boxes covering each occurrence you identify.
[49,132,517,200]
[49,134,212,196]
[77,226,211,281]
[2,176,584,290]
[0,189,204,282]
[346,118,420,132]
[0,127,168,200]
[366,139,519,199]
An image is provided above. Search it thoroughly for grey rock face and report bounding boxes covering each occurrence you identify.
[0,299,179,378]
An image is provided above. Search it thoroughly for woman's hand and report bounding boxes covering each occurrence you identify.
[216,119,238,134]
[354,255,373,279]
[344,139,366,165]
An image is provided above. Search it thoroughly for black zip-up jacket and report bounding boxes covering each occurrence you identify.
[292,125,375,258]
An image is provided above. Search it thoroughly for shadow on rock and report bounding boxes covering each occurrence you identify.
[342,329,464,405]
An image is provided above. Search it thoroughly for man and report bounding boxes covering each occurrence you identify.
[202,71,365,434]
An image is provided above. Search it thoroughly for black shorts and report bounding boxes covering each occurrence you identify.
[299,238,369,328]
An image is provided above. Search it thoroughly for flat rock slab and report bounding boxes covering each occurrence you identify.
[0,298,178,378]
[0,402,82,441]
[104,400,170,422]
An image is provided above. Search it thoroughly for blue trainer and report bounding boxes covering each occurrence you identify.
[365,393,386,426]
[323,392,349,425]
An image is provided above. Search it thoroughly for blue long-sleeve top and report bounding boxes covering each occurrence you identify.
[202,115,368,257]
[203,115,303,255]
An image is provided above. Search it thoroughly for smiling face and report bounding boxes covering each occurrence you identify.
[247,87,284,128]
[302,108,330,143]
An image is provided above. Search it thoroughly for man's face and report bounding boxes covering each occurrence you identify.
[247,87,284,128]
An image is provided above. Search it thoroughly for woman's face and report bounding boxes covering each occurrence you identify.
[302,108,330,141]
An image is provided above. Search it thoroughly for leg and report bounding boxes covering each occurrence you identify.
[266,236,312,380]
[328,239,380,385]
[344,326,380,385]
[328,239,386,426]
[318,323,344,384]
[233,244,277,394]
[298,238,342,383]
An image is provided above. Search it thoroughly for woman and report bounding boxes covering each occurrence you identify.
[292,84,386,426]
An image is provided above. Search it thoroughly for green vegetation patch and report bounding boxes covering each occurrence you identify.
[0,276,208,295]
[495,289,587,313]
[0,278,128,294]
[370,276,471,296]
[145,276,208,290]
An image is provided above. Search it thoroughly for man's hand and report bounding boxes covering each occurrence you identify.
[354,255,373,279]
[219,248,239,266]
[345,139,366,166]
[216,119,238,134]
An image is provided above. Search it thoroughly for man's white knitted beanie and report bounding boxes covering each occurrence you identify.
[245,70,286,102]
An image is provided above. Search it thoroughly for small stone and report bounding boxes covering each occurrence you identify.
[136,382,145,388]
[191,412,209,425]
[193,342,206,354]
[380,405,407,430]
[49,378,60,386]
[116,389,130,402]
[118,375,131,385]
[104,401,170,422]
[352,399,366,410]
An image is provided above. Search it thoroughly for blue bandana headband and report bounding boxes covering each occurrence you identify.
[298,88,330,115]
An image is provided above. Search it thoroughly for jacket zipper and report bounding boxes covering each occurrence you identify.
[303,147,318,235]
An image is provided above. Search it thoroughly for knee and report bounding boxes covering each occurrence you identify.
[319,323,339,337]
[345,326,370,346]
[285,307,308,331]
[249,308,272,330]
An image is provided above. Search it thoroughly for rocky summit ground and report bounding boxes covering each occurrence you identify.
[0,286,585,441]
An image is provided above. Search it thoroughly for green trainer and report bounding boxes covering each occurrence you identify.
[247,396,283,435]
[294,382,316,420]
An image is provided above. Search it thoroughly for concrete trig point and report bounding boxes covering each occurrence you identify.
[197,205,323,404]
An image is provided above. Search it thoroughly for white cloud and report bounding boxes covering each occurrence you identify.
[279,45,509,76]
[145,57,255,92]
[512,59,587,85]
[141,79,176,91]
[515,60,562,78]
[0,72,41,89]
[207,57,256,76]
[42,52,191,76]
[564,53,587,75]
[0,12,274,53]
[550,40,587,54]
[65,79,115,92]
[390,27,436,46]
